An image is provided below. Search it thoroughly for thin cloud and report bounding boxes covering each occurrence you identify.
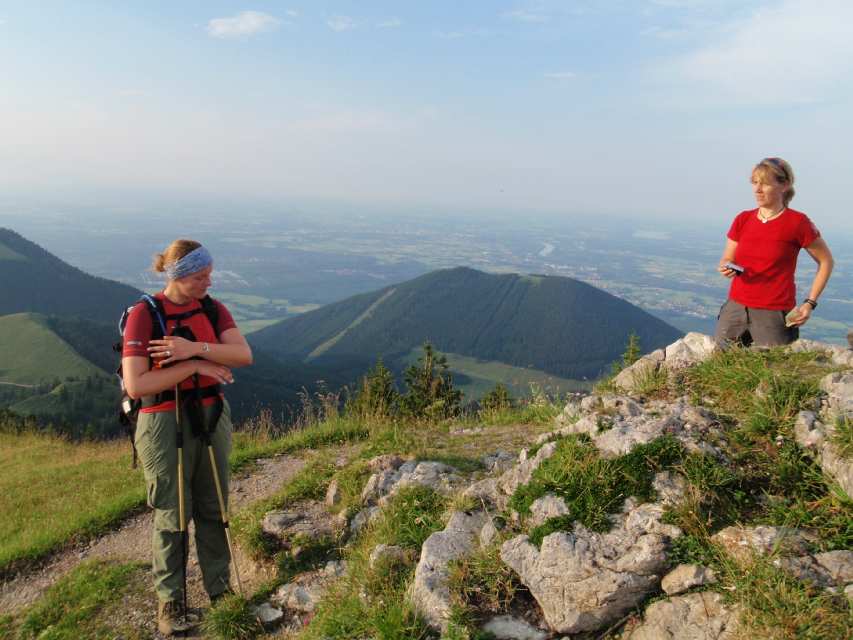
[118,89,146,98]
[376,18,402,29]
[502,8,550,23]
[543,71,576,79]
[206,11,280,38]
[285,10,299,18]
[327,15,358,32]
[658,0,853,106]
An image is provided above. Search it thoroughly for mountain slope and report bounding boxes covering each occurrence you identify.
[250,267,683,379]
[0,228,141,323]
[0,313,106,385]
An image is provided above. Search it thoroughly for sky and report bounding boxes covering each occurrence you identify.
[1,1,853,228]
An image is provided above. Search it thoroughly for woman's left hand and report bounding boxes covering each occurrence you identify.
[148,336,198,365]
[788,303,812,327]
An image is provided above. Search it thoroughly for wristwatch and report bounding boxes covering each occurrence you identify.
[804,298,818,310]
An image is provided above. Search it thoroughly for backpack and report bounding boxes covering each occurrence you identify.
[114,294,220,467]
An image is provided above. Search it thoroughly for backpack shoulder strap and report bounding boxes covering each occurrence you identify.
[139,294,167,339]
[200,295,221,339]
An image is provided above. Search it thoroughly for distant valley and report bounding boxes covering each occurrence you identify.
[0,227,685,438]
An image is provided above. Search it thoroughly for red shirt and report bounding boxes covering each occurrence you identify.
[122,293,237,412]
[727,208,819,310]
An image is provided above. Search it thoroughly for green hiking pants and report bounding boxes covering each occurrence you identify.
[135,399,233,602]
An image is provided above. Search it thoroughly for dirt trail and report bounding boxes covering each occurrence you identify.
[0,454,305,617]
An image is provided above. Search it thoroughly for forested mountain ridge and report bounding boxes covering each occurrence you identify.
[0,228,141,322]
[250,266,683,380]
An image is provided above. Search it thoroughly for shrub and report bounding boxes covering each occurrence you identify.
[401,343,462,420]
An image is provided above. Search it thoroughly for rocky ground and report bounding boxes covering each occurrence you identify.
[4,333,852,639]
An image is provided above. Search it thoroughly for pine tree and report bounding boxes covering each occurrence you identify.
[401,342,462,420]
[349,358,399,419]
[481,383,513,413]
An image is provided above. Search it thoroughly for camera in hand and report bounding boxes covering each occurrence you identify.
[724,261,744,275]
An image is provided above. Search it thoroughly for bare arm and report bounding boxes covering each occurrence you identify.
[122,357,234,400]
[148,327,253,368]
[789,237,834,326]
[717,238,739,279]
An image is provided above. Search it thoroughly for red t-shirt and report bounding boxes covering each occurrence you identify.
[122,293,237,412]
[727,208,820,310]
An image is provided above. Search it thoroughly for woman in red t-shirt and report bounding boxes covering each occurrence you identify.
[715,157,834,347]
[122,238,252,634]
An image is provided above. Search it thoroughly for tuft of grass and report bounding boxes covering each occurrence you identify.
[509,435,684,536]
[662,452,749,537]
[448,543,525,621]
[327,459,372,517]
[629,364,670,398]
[831,415,853,458]
[684,346,824,439]
[722,556,853,640]
[371,485,449,550]
[202,594,264,640]
[13,560,145,640]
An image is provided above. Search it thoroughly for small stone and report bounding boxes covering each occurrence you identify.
[711,526,810,561]
[322,560,347,577]
[661,564,717,595]
[814,550,853,584]
[369,544,407,569]
[350,506,380,535]
[626,592,740,639]
[253,602,284,625]
[273,583,325,613]
[325,479,342,507]
[481,614,548,640]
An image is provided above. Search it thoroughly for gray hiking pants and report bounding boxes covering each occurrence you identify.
[135,399,232,603]
[714,299,798,348]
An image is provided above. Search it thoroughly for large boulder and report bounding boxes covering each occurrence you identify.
[500,501,680,634]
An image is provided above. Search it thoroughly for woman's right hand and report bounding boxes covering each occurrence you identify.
[195,361,234,385]
[717,262,736,279]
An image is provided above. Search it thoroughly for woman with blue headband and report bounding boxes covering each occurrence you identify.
[121,238,252,635]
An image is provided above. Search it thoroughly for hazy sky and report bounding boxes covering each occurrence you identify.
[2,1,852,226]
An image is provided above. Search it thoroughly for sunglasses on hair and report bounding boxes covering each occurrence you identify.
[761,157,787,175]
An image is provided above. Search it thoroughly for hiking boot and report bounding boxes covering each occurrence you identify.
[209,588,234,605]
[157,600,199,636]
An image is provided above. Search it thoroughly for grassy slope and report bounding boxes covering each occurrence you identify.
[0,313,105,384]
[0,432,144,573]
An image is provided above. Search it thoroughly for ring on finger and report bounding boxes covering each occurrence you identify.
[166,350,171,357]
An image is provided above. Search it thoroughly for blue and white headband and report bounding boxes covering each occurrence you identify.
[165,246,213,280]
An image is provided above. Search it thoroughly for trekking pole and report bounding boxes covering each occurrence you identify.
[175,384,189,623]
[205,431,245,597]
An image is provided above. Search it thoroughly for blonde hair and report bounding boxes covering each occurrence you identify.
[151,239,201,273]
[752,157,795,206]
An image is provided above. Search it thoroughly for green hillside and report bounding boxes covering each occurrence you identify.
[0,314,105,385]
[0,228,141,324]
[401,347,591,400]
[250,267,683,380]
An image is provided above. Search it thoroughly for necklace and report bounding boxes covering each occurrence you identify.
[758,207,785,223]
